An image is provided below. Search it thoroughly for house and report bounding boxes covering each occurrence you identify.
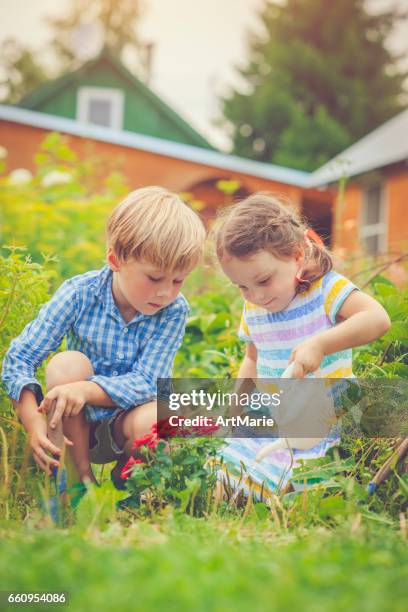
[17,47,213,151]
[310,108,408,257]
[2,86,407,258]
[3,49,334,240]
[0,104,333,240]
[3,47,408,256]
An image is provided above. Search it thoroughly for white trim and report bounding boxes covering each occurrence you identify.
[0,105,311,187]
[360,181,388,254]
[76,86,124,129]
[309,108,408,187]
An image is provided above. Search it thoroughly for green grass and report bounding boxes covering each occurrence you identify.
[0,512,407,612]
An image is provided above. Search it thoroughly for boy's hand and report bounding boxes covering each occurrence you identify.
[289,337,325,378]
[27,419,73,475]
[38,382,89,428]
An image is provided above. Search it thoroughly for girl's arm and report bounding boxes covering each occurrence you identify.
[229,343,258,418]
[290,290,391,377]
[237,342,257,378]
[319,290,390,354]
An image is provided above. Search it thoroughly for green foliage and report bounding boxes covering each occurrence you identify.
[124,436,225,517]
[0,132,129,286]
[273,105,350,171]
[46,0,146,72]
[222,0,407,170]
[175,267,244,377]
[0,249,55,520]
[0,39,50,104]
[0,247,52,416]
[353,275,408,377]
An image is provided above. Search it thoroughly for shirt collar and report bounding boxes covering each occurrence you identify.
[94,265,154,325]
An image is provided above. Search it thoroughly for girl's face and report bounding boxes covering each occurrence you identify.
[220,249,303,312]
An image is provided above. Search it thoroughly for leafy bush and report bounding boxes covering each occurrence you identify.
[353,275,408,377]
[0,248,55,520]
[0,133,128,286]
[0,247,52,418]
[121,420,225,516]
[174,267,244,378]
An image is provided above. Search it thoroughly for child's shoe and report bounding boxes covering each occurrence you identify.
[67,481,89,510]
[40,465,68,525]
[115,495,140,511]
[41,467,89,524]
[110,456,128,491]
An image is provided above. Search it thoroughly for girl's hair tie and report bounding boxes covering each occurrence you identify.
[295,271,311,288]
[304,228,324,246]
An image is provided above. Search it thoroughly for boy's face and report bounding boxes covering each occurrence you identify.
[220,249,303,313]
[107,248,191,319]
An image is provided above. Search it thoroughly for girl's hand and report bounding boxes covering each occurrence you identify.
[38,382,89,428]
[27,419,73,475]
[289,337,325,378]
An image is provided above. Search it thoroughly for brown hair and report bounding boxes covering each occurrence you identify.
[214,193,332,291]
[107,186,206,271]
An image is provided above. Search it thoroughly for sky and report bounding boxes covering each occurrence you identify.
[0,0,406,150]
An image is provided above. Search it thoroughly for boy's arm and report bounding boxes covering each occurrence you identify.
[87,308,188,411]
[12,388,67,475]
[12,388,44,432]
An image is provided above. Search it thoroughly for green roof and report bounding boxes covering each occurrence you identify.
[18,47,214,150]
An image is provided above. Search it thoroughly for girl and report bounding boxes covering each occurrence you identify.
[213,193,391,498]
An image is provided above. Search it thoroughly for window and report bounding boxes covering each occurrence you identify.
[360,182,387,255]
[76,87,124,129]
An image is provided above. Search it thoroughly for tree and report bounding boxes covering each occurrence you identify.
[45,0,147,74]
[0,0,147,104]
[0,39,50,104]
[221,0,407,171]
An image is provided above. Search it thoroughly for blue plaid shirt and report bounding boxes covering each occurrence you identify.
[2,266,189,422]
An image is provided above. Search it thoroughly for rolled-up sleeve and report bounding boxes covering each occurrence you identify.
[88,308,188,410]
[1,279,78,401]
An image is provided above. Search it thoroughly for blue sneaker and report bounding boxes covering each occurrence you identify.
[40,465,68,525]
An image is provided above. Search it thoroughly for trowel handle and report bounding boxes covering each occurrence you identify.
[46,404,65,451]
[281,363,296,378]
[281,363,321,378]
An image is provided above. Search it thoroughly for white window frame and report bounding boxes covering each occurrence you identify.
[360,181,388,255]
[76,86,124,129]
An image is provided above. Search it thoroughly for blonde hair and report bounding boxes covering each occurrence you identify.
[214,193,332,291]
[107,186,206,271]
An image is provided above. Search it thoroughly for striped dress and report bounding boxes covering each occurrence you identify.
[217,270,358,497]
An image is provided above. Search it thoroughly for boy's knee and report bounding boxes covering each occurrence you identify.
[45,351,94,390]
[119,401,157,441]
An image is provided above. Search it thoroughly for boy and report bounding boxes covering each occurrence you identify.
[2,186,206,503]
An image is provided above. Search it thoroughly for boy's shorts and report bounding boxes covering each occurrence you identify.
[89,410,126,464]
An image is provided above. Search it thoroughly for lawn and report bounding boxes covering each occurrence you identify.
[1,512,407,612]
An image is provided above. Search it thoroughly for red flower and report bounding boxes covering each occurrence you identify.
[120,457,143,480]
[155,417,183,438]
[152,416,220,440]
[192,420,219,435]
[132,433,157,449]
[147,437,159,449]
